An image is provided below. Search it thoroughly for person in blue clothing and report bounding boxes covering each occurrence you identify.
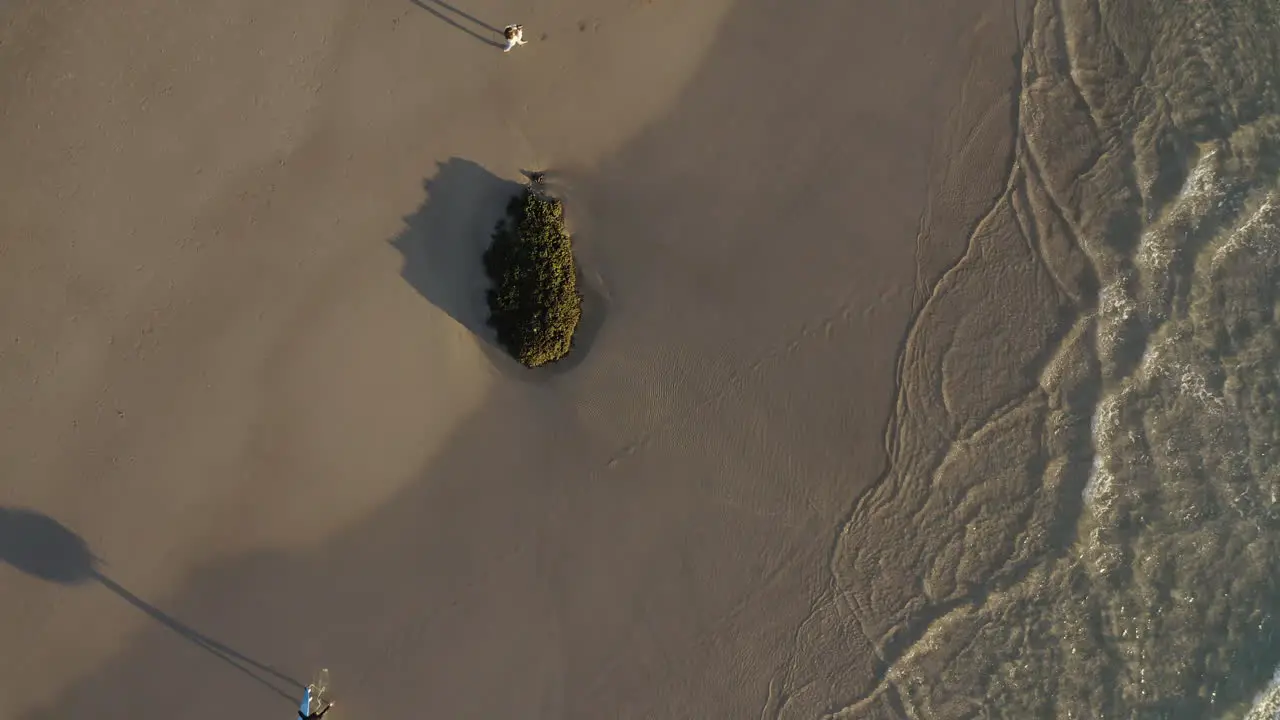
[299,701,334,719]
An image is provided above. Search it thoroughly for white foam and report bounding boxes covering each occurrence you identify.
[1096,278,1138,362]
[1211,195,1279,270]
[1084,388,1130,512]
[1135,149,1222,275]
[1243,664,1280,720]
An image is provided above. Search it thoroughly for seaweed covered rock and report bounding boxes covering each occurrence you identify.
[483,186,582,367]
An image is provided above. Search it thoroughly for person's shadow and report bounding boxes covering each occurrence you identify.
[0,507,304,704]
[408,0,505,48]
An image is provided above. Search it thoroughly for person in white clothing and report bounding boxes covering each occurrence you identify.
[502,24,527,52]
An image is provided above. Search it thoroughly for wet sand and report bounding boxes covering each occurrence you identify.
[0,0,1021,717]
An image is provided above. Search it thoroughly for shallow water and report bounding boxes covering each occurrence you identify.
[775,0,1280,717]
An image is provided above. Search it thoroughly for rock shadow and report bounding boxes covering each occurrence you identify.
[391,158,522,343]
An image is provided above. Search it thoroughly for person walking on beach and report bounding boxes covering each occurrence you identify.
[300,701,334,719]
[502,24,527,52]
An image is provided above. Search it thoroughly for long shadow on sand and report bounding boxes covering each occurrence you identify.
[408,0,504,48]
[390,158,607,378]
[0,507,303,704]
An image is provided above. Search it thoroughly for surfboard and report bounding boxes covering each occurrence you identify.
[299,686,314,717]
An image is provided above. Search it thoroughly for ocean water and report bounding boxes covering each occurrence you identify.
[775,0,1280,717]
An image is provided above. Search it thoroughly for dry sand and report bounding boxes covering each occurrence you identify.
[0,0,1021,717]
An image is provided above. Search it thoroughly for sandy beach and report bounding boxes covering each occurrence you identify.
[0,0,1022,717]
